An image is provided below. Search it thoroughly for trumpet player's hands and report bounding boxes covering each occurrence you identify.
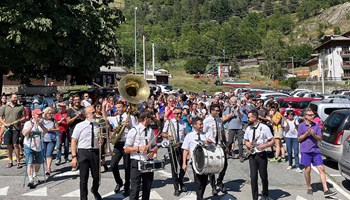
[147,150,155,159]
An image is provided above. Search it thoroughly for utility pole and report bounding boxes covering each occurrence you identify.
[152,43,155,80]
[134,7,137,75]
[143,35,146,80]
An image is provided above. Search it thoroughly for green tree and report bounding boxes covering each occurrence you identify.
[184,57,208,74]
[263,0,274,16]
[0,0,123,87]
[261,30,287,80]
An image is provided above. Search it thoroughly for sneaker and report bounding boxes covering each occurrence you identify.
[324,188,337,197]
[33,176,39,184]
[239,156,245,163]
[281,157,286,162]
[287,166,292,170]
[55,160,61,165]
[45,168,51,176]
[71,167,78,171]
[64,158,69,163]
[27,180,35,189]
[295,168,303,173]
[307,189,313,195]
[269,157,280,163]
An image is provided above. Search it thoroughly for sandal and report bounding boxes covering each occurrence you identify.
[6,163,13,168]
[17,163,22,169]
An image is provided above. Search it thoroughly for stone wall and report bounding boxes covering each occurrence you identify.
[298,81,350,93]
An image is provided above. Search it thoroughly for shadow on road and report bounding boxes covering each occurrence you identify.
[269,189,291,199]
[323,159,339,170]
[225,179,245,192]
[342,180,350,192]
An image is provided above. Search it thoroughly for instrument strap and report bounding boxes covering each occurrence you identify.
[176,120,180,143]
[144,127,148,145]
[214,118,219,144]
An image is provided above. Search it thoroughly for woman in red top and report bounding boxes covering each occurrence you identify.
[165,95,176,121]
[53,102,69,165]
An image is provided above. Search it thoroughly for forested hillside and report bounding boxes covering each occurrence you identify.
[116,0,350,80]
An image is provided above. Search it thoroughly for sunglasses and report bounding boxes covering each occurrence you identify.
[174,112,182,115]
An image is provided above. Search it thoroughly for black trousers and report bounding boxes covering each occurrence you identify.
[249,151,269,200]
[227,129,244,157]
[78,149,99,200]
[210,146,228,187]
[168,144,186,190]
[111,141,131,190]
[130,159,154,200]
[192,166,208,200]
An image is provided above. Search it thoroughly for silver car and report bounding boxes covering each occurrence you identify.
[320,109,350,162]
[339,135,350,181]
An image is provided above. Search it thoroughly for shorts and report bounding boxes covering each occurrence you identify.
[43,141,56,157]
[227,129,243,144]
[300,152,323,166]
[3,129,20,145]
[24,146,44,165]
[274,129,283,139]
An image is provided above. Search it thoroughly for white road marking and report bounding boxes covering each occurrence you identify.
[23,187,47,196]
[53,170,80,178]
[150,190,163,199]
[295,195,307,200]
[61,189,80,197]
[0,186,9,196]
[178,193,197,200]
[102,191,125,199]
[158,170,172,178]
[311,165,350,199]
[329,174,342,177]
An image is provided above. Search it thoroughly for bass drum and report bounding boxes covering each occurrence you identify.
[192,145,225,175]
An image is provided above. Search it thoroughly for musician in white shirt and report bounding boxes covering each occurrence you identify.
[244,110,274,200]
[162,107,188,196]
[203,104,228,195]
[182,117,211,200]
[124,111,158,200]
[102,101,136,195]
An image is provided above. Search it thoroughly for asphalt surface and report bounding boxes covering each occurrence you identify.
[0,145,350,200]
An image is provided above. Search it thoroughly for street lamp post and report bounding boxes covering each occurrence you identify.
[134,7,137,75]
[290,56,294,76]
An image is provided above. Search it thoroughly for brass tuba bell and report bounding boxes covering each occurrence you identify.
[111,75,150,144]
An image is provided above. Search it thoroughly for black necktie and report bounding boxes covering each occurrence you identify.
[176,120,180,143]
[119,115,123,125]
[252,127,256,141]
[214,118,219,144]
[145,128,148,145]
[197,132,201,141]
[90,122,94,148]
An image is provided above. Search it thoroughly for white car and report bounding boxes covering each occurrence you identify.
[256,92,290,100]
[290,89,313,96]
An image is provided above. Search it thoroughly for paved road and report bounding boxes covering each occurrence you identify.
[0,146,350,200]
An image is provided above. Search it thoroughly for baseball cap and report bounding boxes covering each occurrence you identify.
[32,109,43,115]
[33,99,40,104]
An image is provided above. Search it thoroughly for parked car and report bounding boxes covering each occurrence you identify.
[338,134,350,182]
[296,92,322,98]
[307,99,350,122]
[256,92,290,101]
[277,97,321,116]
[290,89,313,96]
[320,109,350,162]
[321,94,350,99]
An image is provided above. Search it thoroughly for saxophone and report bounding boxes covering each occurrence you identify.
[111,112,130,145]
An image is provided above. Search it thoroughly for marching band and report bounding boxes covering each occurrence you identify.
[12,76,322,200]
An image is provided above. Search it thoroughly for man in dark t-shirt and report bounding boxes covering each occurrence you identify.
[67,95,84,167]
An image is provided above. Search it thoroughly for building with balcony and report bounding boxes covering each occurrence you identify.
[314,32,350,81]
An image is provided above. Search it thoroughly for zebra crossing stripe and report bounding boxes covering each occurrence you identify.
[61,189,80,197]
[178,193,197,200]
[150,190,163,199]
[23,187,47,196]
[0,186,9,196]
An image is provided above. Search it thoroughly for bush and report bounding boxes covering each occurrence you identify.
[184,57,208,74]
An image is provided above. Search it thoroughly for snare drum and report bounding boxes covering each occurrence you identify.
[192,145,225,175]
[138,159,165,173]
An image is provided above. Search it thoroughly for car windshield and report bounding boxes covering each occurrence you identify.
[278,100,312,109]
[323,112,346,133]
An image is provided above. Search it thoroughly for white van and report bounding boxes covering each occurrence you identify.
[307,99,350,122]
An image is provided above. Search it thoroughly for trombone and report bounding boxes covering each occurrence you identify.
[161,120,181,176]
[97,118,112,185]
